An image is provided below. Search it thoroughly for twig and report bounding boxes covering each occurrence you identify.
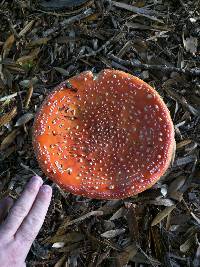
[20,163,38,176]
[43,8,94,37]
[0,91,25,102]
[108,54,200,77]
[111,1,164,23]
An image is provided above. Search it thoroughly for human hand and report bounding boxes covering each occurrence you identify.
[0,176,52,267]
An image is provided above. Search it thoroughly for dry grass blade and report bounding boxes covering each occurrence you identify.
[0,106,17,127]
[151,205,176,226]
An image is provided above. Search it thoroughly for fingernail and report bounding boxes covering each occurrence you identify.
[30,176,43,186]
[40,185,52,194]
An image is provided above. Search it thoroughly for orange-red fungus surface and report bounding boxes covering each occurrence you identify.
[33,69,175,199]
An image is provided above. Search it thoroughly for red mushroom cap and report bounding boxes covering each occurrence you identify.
[33,69,175,199]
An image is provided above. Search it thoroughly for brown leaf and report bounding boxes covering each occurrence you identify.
[0,145,15,160]
[0,129,19,150]
[47,232,84,244]
[54,255,67,267]
[16,48,40,66]
[151,205,176,226]
[176,139,192,150]
[0,107,17,128]
[126,204,139,242]
[66,210,103,226]
[28,37,51,47]
[116,243,138,267]
[168,176,186,195]
[2,34,15,59]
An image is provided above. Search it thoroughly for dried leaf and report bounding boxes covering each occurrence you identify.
[54,67,70,76]
[151,205,176,226]
[0,145,15,161]
[28,37,51,47]
[151,226,165,260]
[193,245,200,267]
[15,113,34,127]
[110,207,126,221]
[52,242,65,248]
[183,35,198,54]
[116,244,138,267]
[126,204,139,242]
[148,198,175,207]
[66,210,103,226]
[54,255,67,267]
[101,228,125,238]
[98,200,122,215]
[2,34,15,59]
[17,48,40,66]
[180,234,196,253]
[47,232,84,244]
[0,129,19,150]
[176,140,192,149]
[168,176,186,195]
[0,107,17,127]
[175,155,196,166]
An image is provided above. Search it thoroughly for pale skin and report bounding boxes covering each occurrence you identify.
[0,176,52,267]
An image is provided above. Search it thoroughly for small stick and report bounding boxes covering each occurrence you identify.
[43,8,93,37]
[108,54,200,77]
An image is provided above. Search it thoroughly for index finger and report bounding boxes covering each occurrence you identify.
[15,184,52,256]
[0,176,43,238]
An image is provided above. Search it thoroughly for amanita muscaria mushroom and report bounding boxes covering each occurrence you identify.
[33,69,175,199]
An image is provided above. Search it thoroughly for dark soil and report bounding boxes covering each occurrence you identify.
[0,0,200,266]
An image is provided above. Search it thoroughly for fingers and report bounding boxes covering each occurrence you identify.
[0,176,43,237]
[0,197,14,223]
[15,185,52,255]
